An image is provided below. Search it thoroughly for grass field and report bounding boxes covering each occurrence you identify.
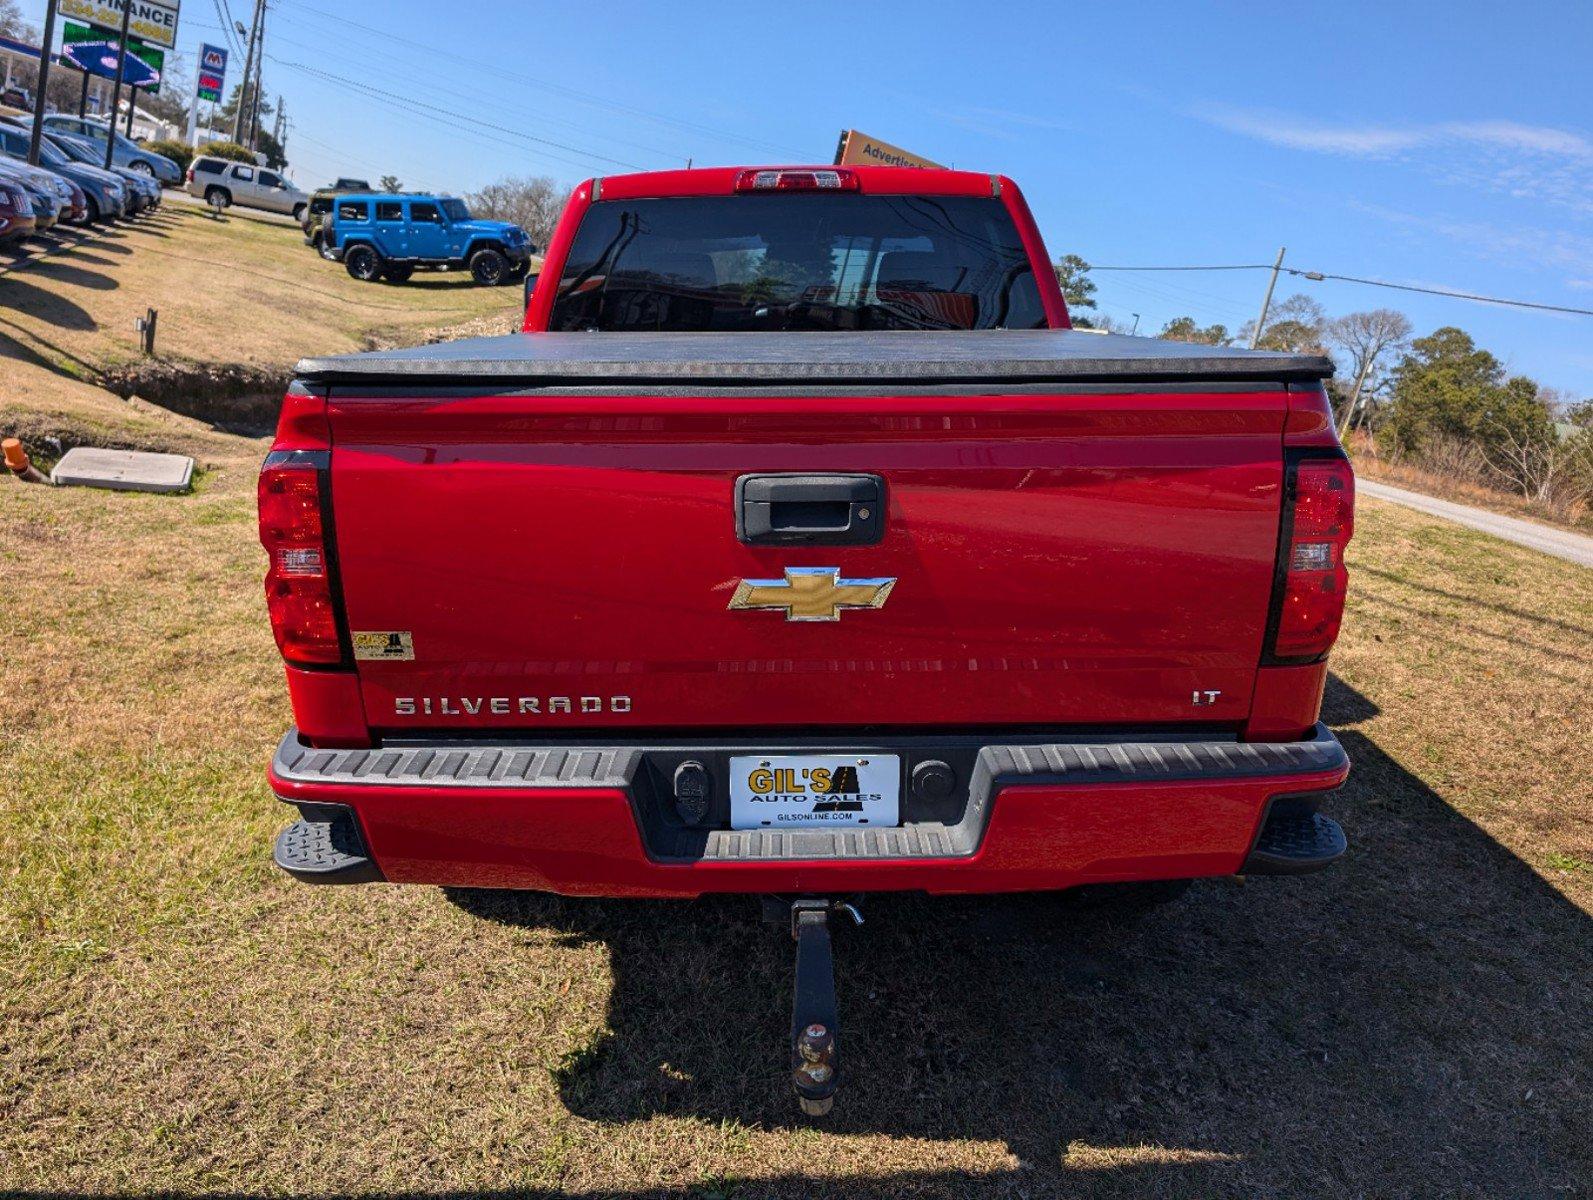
[0,202,514,392]
[1,217,1590,1196]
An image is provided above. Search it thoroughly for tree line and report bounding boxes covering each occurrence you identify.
[1055,255,1593,520]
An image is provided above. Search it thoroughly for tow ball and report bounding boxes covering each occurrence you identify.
[779,897,862,1116]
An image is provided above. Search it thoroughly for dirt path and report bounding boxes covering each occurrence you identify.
[1360,478,1593,568]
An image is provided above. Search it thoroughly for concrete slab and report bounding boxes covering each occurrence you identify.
[50,447,194,494]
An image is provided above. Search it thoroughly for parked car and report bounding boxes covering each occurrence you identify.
[44,133,148,217]
[264,164,1353,1116]
[186,155,308,220]
[0,120,130,222]
[301,182,373,255]
[41,116,181,183]
[324,192,533,284]
[0,159,64,233]
[0,175,35,245]
[0,86,34,113]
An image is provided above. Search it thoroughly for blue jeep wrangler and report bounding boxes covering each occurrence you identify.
[326,193,535,285]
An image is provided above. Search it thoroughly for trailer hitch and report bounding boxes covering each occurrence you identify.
[786,898,861,1116]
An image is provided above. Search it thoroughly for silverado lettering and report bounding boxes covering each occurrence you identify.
[261,163,1355,1115]
[392,696,632,717]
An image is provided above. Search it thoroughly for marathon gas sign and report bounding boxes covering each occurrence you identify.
[197,42,226,103]
[59,0,181,51]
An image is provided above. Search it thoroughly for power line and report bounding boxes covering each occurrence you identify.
[271,57,650,172]
[1088,262,1593,318]
[260,21,687,165]
[271,0,808,160]
[1284,269,1593,318]
[211,0,246,57]
[1092,264,1273,272]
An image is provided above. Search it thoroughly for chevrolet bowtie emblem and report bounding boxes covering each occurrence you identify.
[728,567,897,622]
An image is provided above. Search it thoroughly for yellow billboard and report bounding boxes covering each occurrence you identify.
[833,129,944,170]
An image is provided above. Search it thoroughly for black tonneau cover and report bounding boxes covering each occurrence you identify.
[296,330,1333,387]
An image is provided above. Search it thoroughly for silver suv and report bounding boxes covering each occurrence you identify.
[186,155,309,221]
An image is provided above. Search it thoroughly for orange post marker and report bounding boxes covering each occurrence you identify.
[3,437,49,484]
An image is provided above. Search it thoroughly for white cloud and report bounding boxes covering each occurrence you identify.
[1189,104,1593,217]
[1441,119,1593,159]
[1190,104,1420,155]
[1345,198,1593,278]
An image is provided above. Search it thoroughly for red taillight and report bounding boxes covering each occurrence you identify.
[734,168,859,192]
[1271,458,1355,660]
[186,167,194,183]
[259,462,343,664]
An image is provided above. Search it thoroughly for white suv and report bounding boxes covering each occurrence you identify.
[186,155,308,220]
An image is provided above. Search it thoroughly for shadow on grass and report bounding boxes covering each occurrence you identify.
[0,277,98,331]
[437,673,1592,1196]
[26,259,119,291]
[1357,562,1592,641]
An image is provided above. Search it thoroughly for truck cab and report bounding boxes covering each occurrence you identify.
[325,192,536,285]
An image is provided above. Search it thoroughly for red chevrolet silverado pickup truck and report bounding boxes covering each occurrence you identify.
[261,165,1353,1111]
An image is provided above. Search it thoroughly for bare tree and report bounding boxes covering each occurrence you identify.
[1484,417,1593,510]
[1327,308,1413,435]
[1238,293,1327,353]
[465,175,573,254]
[0,0,33,39]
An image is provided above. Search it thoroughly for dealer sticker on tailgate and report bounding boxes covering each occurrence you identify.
[729,755,900,830]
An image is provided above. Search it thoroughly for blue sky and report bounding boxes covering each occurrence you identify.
[23,0,1593,395]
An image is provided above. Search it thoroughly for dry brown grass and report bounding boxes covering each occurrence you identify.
[1,387,1589,1196]
[1351,433,1593,535]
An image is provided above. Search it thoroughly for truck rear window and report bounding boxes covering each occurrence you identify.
[549,194,1045,332]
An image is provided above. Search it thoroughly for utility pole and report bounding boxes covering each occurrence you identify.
[1249,246,1286,349]
[103,0,133,170]
[26,0,60,165]
[1337,355,1376,441]
[232,0,262,144]
[273,94,287,155]
[247,3,267,148]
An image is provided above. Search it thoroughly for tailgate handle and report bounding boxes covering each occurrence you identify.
[736,474,885,546]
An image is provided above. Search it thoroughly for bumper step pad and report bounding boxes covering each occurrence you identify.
[273,807,383,884]
[1242,808,1347,875]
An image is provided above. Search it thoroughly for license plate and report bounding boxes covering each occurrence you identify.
[729,754,901,831]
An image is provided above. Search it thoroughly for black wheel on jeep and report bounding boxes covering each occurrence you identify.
[204,185,231,208]
[292,203,308,224]
[469,246,509,286]
[344,244,382,282]
[315,231,337,261]
[381,264,414,284]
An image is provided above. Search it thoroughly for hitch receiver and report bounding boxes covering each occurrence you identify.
[787,898,860,1116]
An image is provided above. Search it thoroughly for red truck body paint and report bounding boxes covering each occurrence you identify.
[263,165,1352,897]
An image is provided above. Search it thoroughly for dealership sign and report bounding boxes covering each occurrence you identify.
[62,20,164,93]
[197,42,227,102]
[59,0,181,51]
[833,129,944,171]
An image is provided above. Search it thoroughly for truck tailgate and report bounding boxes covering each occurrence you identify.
[306,331,1329,734]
